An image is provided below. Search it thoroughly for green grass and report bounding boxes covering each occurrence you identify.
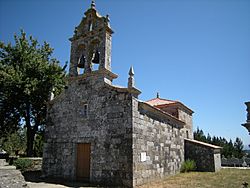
[138,168,250,188]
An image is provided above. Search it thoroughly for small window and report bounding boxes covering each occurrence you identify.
[80,104,88,118]
[186,130,189,139]
[83,104,88,117]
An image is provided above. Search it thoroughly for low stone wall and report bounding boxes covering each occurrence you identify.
[26,157,42,171]
[221,157,250,167]
[184,139,221,172]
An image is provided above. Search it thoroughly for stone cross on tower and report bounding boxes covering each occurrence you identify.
[69,1,114,77]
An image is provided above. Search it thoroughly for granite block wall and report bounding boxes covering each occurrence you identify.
[132,100,185,186]
[43,74,133,187]
[178,109,193,139]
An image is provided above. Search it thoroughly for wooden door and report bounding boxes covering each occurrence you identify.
[76,143,91,181]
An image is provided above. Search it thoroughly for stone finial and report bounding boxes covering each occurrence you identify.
[128,66,135,88]
[106,15,110,22]
[157,92,160,98]
[91,0,96,9]
[74,27,78,35]
[129,66,134,76]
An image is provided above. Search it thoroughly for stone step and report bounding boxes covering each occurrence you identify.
[0,159,9,166]
[0,168,27,188]
[0,165,16,170]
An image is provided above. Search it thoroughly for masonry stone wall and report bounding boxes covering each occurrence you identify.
[43,73,134,187]
[178,109,193,139]
[160,106,193,140]
[184,139,221,172]
[132,99,185,186]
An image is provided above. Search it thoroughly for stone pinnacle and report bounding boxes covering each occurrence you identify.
[129,66,134,76]
[91,0,96,9]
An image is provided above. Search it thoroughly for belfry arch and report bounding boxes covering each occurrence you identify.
[88,39,101,71]
[69,1,113,77]
[76,44,86,75]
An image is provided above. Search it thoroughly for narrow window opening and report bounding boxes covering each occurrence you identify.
[80,104,88,118]
[186,130,189,139]
[83,104,88,117]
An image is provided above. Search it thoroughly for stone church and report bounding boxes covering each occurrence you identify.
[42,2,221,187]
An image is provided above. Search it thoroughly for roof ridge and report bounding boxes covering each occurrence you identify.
[146,97,179,103]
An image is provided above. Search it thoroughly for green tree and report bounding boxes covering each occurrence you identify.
[220,138,233,158]
[233,137,244,158]
[0,30,66,156]
[207,133,212,143]
[193,127,207,142]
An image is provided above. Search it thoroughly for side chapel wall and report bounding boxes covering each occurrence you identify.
[132,99,185,186]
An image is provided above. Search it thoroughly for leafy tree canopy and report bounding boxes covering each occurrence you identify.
[0,30,66,156]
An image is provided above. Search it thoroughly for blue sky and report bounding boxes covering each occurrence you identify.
[0,0,249,148]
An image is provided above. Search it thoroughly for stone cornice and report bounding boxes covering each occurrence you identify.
[105,84,141,97]
[67,69,118,82]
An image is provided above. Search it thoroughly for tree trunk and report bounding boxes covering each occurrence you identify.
[25,102,34,157]
[26,125,35,157]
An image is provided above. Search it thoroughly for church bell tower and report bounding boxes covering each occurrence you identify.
[69,1,115,79]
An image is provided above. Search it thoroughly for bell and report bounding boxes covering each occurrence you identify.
[92,51,100,64]
[77,55,85,68]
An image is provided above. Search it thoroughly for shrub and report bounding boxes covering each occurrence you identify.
[0,129,27,156]
[180,159,196,173]
[34,133,44,157]
[13,158,33,172]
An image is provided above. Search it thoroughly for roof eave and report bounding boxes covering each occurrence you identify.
[156,102,194,114]
[139,102,185,128]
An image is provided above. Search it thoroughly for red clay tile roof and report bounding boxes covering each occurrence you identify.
[146,98,178,106]
[146,97,194,114]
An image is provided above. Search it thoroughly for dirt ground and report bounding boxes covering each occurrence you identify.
[27,182,69,188]
[23,171,99,188]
